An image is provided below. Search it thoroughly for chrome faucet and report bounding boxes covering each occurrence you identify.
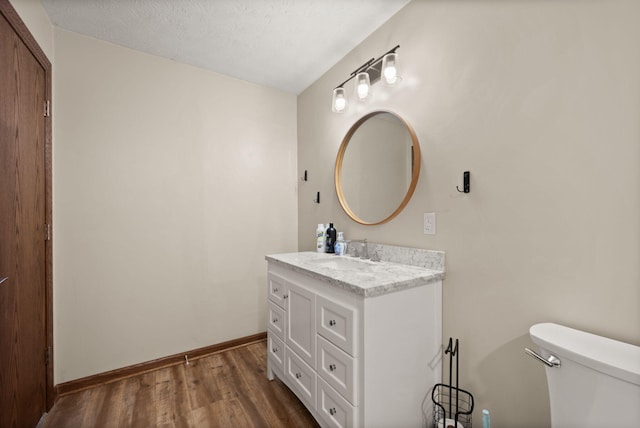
[350,238,368,259]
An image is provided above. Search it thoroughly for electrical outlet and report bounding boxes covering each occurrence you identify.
[424,212,436,235]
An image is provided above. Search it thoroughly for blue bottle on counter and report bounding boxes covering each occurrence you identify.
[334,232,347,255]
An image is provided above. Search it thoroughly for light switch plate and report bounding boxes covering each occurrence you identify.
[424,212,436,235]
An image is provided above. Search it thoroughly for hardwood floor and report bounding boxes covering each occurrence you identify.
[43,341,320,427]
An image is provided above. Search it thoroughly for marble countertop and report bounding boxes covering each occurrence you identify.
[265,251,444,298]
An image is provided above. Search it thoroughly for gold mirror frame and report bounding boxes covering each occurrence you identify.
[335,110,421,226]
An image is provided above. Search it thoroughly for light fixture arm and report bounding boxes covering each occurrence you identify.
[372,44,400,69]
[335,57,375,89]
[333,45,400,90]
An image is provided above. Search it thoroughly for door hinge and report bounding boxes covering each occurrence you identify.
[45,347,51,366]
[45,224,51,241]
[44,100,50,117]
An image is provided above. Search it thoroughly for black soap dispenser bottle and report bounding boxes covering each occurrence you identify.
[325,223,337,253]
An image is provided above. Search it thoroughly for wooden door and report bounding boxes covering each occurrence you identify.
[0,2,51,426]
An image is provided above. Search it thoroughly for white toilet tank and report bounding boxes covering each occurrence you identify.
[529,322,640,428]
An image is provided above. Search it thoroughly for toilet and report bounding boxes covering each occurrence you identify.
[529,322,640,428]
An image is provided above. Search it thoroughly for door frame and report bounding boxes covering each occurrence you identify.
[0,0,54,410]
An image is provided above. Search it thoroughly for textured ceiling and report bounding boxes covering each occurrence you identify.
[41,0,410,94]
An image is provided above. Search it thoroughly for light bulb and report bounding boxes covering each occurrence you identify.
[382,52,399,85]
[332,87,347,113]
[355,72,370,101]
[357,82,369,99]
[383,65,397,84]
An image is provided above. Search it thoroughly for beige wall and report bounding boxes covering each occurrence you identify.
[53,29,298,383]
[298,1,640,426]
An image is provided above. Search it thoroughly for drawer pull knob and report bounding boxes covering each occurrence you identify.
[329,320,336,326]
[329,408,337,415]
[295,372,302,379]
[329,364,336,371]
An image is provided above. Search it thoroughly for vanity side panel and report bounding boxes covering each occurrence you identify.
[361,281,442,428]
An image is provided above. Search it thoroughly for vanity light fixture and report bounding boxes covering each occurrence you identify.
[331,45,400,113]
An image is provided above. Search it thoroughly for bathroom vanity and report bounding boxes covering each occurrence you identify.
[265,245,444,428]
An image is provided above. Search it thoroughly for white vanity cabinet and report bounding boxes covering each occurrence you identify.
[266,252,443,428]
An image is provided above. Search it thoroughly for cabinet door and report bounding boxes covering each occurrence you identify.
[286,282,316,368]
[267,333,285,373]
[285,346,317,411]
[317,295,356,356]
[317,335,356,406]
[268,273,286,309]
[268,302,286,342]
[317,377,355,428]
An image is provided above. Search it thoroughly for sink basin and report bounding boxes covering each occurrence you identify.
[310,256,377,270]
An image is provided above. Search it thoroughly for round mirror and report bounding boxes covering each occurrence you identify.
[335,110,421,225]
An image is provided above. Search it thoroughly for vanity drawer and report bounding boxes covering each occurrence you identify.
[317,295,356,356]
[317,377,355,428]
[268,333,285,373]
[285,346,316,411]
[317,335,356,405]
[268,301,286,342]
[268,273,287,308]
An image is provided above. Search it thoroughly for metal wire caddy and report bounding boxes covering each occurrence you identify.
[431,338,474,428]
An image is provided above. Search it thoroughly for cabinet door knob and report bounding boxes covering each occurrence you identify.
[329,319,336,326]
[272,347,278,353]
[273,287,278,293]
[329,407,337,416]
[284,294,289,299]
[272,318,278,323]
[329,364,336,371]
[295,372,302,379]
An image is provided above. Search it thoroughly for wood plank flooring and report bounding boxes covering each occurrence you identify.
[42,341,319,427]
